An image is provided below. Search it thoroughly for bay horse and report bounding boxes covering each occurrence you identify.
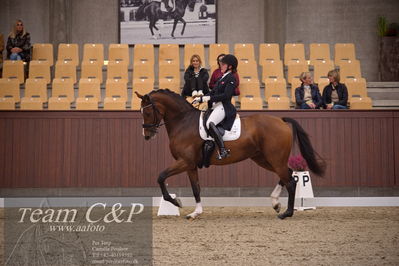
[135,89,325,219]
[135,0,196,39]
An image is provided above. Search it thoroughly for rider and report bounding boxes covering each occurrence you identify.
[193,54,238,159]
[164,0,175,12]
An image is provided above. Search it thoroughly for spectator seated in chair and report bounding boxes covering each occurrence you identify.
[295,72,322,109]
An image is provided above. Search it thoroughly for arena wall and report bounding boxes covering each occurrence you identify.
[0,110,398,190]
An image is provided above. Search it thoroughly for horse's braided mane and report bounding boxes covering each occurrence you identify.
[149,89,196,111]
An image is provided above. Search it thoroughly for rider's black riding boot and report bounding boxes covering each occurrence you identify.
[208,122,230,160]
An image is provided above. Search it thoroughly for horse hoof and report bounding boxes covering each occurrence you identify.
[185,214,195,220]
[277,211,293,220]
[174,197,183,208]
[273,203,281,213]
[185,212,200,220]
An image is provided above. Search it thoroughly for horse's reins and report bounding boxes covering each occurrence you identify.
[141,96,165,133]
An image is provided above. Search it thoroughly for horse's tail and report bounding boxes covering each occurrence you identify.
[136,3,149,21]
[282,117,326,176]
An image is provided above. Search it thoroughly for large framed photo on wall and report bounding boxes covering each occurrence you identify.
[119,0,217,44]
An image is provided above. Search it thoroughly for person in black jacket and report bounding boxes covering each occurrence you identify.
[193,54,238,159]
[6,19,31,62]
[322,69,348,109]
[182,54,209,98]
[295,72,322,109]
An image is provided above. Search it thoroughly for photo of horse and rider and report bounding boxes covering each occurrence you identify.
[120,0,216,44]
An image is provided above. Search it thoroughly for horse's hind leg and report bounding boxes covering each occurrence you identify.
[251,155,296,219]
[251,155,283,212]
[276,167,296,219]
[270,180,285,213]
[180,18,187,35]
[186,169,203,219]
[149,21,155,37]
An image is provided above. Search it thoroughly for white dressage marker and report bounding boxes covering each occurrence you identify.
[157,194,180,216]
[293,171,316,211]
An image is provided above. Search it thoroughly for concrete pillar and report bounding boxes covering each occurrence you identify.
[49,0,72,50]
[264,0,287,45]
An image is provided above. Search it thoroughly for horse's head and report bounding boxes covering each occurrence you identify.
[187,0,196,12]
[135,91,164,140]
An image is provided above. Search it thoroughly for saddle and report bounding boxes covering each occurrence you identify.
[199,110,241,141]
[197,109,241,168]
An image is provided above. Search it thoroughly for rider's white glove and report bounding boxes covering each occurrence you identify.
[192,90,198,97]
[192,97,201,105]
[192,96,210,105]
[197,90,204,96]
[201,96,210,102]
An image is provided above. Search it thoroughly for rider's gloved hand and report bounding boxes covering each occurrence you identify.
[192,90,198,97]
[197,90,204,96]
[192,96,210,105]
[192,97,201,105]
[201,96,210,103]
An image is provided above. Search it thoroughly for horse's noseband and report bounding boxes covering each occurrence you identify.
[141,97,164,133]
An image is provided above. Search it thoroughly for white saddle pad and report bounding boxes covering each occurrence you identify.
[160,1,175,12]
[199,112,241,141]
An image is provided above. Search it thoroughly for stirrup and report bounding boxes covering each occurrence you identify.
[216,149,230,160]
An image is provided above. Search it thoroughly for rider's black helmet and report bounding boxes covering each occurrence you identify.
[220,54,238,72]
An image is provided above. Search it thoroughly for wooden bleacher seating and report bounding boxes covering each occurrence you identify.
[104,79,128,110]
[259,43,281,67]
[57,43,79,66]
[335,43,356,66]
[265,79,287,102]
[83,43,104,65]
[134,44,154,65]
[0,78,20,110]
[2,60,25,84]
[309,43,331,66]
[20,79,47,110]
[107,61,128,81]
[159,44,179,67]
[109,44,130,65]
[234,43,255,62]
[240,96,263,110]
[32,43,54,66]
[287,61,308,84]
[268,96,290,110]
[209,43,229,70]
[55,60,77,84]
[81,60,103,83]
[284,43,306,65]
[76,78,101,110]
[29,60,51,84]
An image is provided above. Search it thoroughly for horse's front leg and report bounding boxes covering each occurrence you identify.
[186,169,202,219]
[180,18,186,35]
[158,159,188,208]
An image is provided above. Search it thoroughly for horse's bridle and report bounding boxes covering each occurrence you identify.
[141,96,164,133]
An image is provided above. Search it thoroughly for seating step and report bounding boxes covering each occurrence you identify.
[372,100,399,107]
[367,82,399,88]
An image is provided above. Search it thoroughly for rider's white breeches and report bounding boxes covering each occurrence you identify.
[206,102,225,129]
